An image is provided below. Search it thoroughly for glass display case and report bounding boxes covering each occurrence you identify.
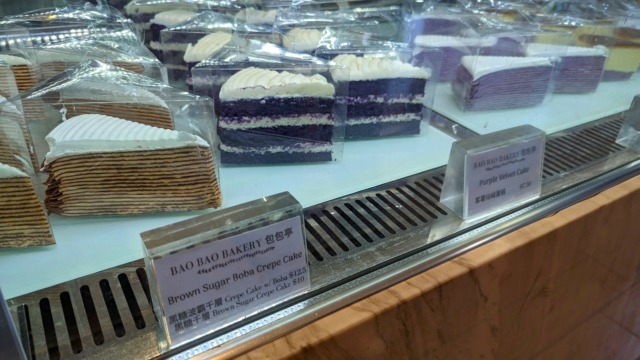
[0,0,639,359]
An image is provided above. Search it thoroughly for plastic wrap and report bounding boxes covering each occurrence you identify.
[317,46,440,139]
[148,10,198,59]
[190,44,344,165]
[9,60,222,216]
[0,96,54,247]
[0,52,40,93]
[403,3,476,42]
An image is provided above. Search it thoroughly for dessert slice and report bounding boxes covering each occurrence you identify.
[0,54,38,92]
[0,61,19,99]
[183,32,233,71]
[452,56,554,111]
[58,82,174,129]
[149,10,197,60]
[525,43,608,93]
[0,117,54,247]
[217,67,336,164]
[282,28,324,53]
[43,114,221,215]
[331,54,430,138]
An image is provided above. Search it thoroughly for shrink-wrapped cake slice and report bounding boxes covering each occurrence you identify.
[0,54,38,92]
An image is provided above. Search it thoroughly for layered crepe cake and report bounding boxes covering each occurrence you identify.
[331,54,430,138]
[57,82,174,129]
[452,56,554,111]
[217,67,336,164]
[0,117,54,247]
[43,114,221,215]
[0,54,38,92]
[524,43,608,93]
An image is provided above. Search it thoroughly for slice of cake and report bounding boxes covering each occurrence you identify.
[149,10,197,60]
[0,54,38,92]
[183,32,233,71]
[282,28,324,53]
[525,43,608,93]
[217,67,336,164]
[331,54,430,138]
[42,114,221,215]
[0,60,19,99]
[452,56,554,111]
[58,82,174,129]
[0,117,54,247]
[124,0,198,30]
[234,8,277,25]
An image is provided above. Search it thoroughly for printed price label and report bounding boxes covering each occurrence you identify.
[464,136,544,219]
[152,216,309,345]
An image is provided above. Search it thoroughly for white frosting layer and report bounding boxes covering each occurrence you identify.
[150,10,196,27]
[0,163,27,178]
[220,67,335,100]
[234,8,276,25]
[461,56,554,80]
[45,114,209,163]
[346,113,422,125]
[60,82,169,108]
[331,54,431,82]
[183,32,232,63]
[219,115,333,129]
[125,1,197,15]
[525,43,608,57]
[0,54,32,66]
[414,35,498,48]
[282,28,323,52]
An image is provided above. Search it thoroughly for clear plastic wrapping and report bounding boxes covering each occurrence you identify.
[9,60,222,216]
[190,44,345,165]
[0,96,54,247]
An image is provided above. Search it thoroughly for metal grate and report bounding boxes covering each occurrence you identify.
[8,114,632,359]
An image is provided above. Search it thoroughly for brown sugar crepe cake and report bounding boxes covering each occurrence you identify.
[0,54,38,92]
[0,117,54,247]
[57,82,174,129]
[42,114,222,216]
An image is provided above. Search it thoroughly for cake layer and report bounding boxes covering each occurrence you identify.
[331,54,431,82]
[219,114,334,129]
[58,101,174,129]
[553,55,606,93]
[601,70,634,81]
[219,125,333,147]
[345,120,421,139]
[220,68,335,100]
[218,97,334,118]
[183,32,233,63]
[220,143,332,165]
[336,78,427,98]
[345,102,423,118]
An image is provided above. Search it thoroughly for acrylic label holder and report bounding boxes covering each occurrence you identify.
[141,192,310,350]
[440,125,546,221]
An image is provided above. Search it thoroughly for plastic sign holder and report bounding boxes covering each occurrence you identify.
[141,192,310,351]
[440,125,546,221]
[0,288,28,360]
[616,95,640,150]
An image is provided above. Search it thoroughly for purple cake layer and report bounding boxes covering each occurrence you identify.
[346,120,421,139]
[219,97,334,117]
[150,23,167,42]
[218,125,334,146]
[601,70,634,82]
[452,65,552,111]
[343,102,423,118]
[413,47,470,81]
[221,150,332,165]
[553,55,606,93]
[336,79,427,98]
[161,32,208,45]
[409,18,466,40]
[149,48,163,61]
[127,13,156,24]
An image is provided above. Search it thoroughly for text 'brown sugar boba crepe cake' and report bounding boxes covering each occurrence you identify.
[0,117,54,247]
[42,114,222,216]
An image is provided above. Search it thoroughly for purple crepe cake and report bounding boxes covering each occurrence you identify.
[452,55,554,111]
[331,54,430,138]
[525,43,608,93]
[217,67,336,164]
[148,10,197,60]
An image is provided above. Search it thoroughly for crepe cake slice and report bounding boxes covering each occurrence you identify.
[0,118,54,247]
[0,61,19,99]
[58,82,174,129]
[42,114,221,216]
[33,49,146,81]
[0,54,38,92]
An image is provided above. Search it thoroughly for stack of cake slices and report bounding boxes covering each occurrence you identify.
[42,114,221,216]
[0,54,38,92]
[452,55,554,111]
[0,116,54,247]
[525,44,608,93]
[58,82,174,129]
[217,67,336,164]
[331,54,430,138]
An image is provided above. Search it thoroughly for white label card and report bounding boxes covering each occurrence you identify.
[464,136,544,219]
[153,216,309,345]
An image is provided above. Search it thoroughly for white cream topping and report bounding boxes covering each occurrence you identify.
[331,54,431,82]
[45,114,209,163]
[183,32,233,63]
[0,162,27,178]
[234,8,276,25]
[150,10,196,27]
[220,67,335,100]
[525,43,608,57]
[282,28,323,52]
[414,35,498,48]
[60,82,169,108]
[461,56,554,80]
[219,115,333,129]
[124,1,197,15]
[0,54,32,66]
[346,113,422,125]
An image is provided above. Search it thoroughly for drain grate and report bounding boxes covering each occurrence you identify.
[7,114,632,359]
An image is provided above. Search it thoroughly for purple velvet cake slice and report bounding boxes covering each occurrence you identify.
[218,67,336,164]
[525,43,607,93]
[452,56,554,111]
[148,10,197,60]
[331,54,430,138]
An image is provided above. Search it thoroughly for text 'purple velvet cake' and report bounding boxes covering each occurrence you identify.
[217,67,336,164]
[331,54,430,138]
[452,55,554,111]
